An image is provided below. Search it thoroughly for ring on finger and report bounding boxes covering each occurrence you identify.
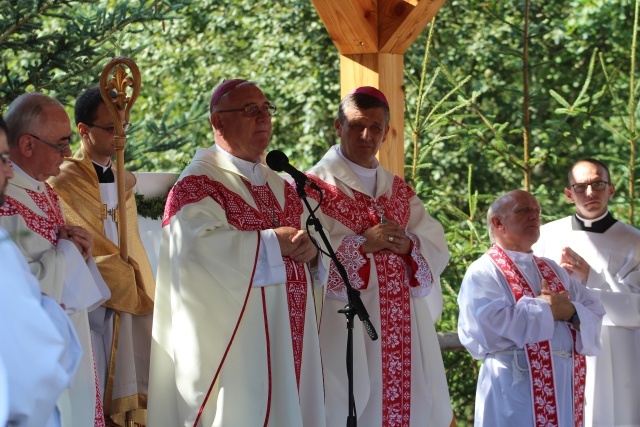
[388,235,394,243]
[576,260,580,267]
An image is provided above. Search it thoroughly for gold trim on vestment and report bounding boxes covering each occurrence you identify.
[49,146,155,313]
[102,205,119,223]
[49,146,154,426]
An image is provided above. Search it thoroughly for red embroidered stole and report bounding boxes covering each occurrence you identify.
[488,245,586,427]
[0,183,106,424]
[0,183,65,244]
[308,175,419,426]
[164,174,307,387]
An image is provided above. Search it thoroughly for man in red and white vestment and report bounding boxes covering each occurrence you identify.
[147,79,325,427]
[0,114,82,427]
[307,87,454,426]
[0,93,110,427]
[458,189,605,427]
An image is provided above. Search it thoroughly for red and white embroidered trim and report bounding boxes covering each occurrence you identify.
[308,175,433,426]
[166,174,309,419]
[93,353,106,427]
[488,245,585,427]
[0,184,64,244]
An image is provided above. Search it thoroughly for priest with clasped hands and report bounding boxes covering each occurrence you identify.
[147,79,326,427]
[458,189,605,427]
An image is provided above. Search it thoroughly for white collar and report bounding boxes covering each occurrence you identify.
[336,145,379,177]
[211,144,265,185]
[576,210,609,228]
[10,161,44,190]
[91,158,112,172]
[498,244,534,263]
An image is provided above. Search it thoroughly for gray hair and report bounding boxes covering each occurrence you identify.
[486,192,516,244]
[5,93,64,148]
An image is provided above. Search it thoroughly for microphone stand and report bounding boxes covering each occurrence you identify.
[293,178,378,427]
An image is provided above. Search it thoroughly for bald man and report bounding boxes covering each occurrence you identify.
[459,190,605,427]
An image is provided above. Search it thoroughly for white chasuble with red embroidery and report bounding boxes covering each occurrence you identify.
[148,147,325,427]
[307,146,453,427]
[0,166,106,427]
[488,245,586,427]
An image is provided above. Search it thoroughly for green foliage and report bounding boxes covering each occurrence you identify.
[404,1,640,421]
[134,193,167,220]
[0,0,181,109]
[5,0,640,424]
[118,0,339,172]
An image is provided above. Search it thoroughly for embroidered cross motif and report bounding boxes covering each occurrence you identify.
[306,174,434,426]
[101,204,118,223]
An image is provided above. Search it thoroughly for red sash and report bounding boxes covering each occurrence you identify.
[488,245,585,427]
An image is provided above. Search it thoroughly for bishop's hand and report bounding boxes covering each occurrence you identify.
[275,227,317,264]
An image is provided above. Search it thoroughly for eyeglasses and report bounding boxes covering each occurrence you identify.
[216,103,277,117]
[85,122,131,133]
[27,134,70,154]
[0,153,9,165]
[570,181,609,193]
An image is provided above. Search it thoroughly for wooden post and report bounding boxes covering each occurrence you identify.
[311,0,447,178]
[340,53,405,176]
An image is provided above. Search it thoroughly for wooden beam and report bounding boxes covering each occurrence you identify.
[310,0,378,54]
[379,0,447,53]
[311,0,447,55]
[311,0,448,178]
[340,53,405,177]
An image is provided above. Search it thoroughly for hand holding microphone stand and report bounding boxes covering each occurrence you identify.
[266,151,378,427]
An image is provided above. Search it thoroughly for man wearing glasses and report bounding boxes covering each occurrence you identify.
[49,86,155,427]
[0,114,82,427]
[0,92,111,426]
[534,158,640,426]
[148,79,325,426]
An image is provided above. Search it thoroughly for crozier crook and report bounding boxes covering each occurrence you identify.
[99,57,141,261]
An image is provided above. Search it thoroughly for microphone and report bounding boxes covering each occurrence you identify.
[266,150,320,191]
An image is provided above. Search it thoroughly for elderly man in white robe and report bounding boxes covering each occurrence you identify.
[148,79,326,427]
[458,189,605,427]
[0,114,81,427]
[306,86,454,426]
[0,93,110,427]
[533,158,640,427]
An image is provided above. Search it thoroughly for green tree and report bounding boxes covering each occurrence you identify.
[5,1,640,424]
[0,0,180,108]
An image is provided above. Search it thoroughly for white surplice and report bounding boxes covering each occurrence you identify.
[148,146,325,427]
[0,164,110,427]
[0,227,82,427]
[307,146,453,426]
[534,214,640,427]
[458,247,605,427]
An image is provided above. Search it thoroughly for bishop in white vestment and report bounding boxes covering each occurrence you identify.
[148,79,325,427]
[307,86,453,426]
